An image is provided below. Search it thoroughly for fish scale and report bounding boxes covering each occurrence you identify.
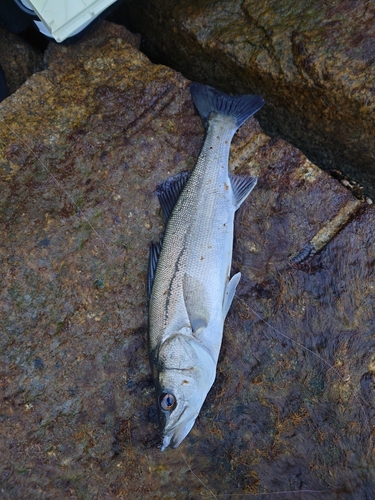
[148,82,264,450]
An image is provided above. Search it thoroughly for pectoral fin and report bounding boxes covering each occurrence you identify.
[223,272,241,318]
[183,274,209,334]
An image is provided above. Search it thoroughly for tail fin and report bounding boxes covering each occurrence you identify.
[190,83,264,129]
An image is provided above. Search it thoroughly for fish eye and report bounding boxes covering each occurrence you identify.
[159,392,176,411]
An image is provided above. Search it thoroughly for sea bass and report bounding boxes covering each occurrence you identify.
[148,83,264,450]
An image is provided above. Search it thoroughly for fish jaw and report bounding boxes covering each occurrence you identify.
[161,414,196,451]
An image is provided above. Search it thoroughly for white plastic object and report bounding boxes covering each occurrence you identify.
[25,0,117,42]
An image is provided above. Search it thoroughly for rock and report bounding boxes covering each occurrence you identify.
[0,26,44,96]
[118,0,375,199]
[0,20,374,499]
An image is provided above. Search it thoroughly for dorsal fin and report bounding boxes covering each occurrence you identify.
[148,172,190,299]
[230,174,257,209]
[156,171,190,222]
[147,239,163,300]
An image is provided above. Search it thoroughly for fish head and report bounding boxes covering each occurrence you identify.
[155,333,217,450]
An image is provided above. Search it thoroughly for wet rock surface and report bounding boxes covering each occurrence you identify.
[1,21,375,499]
[119,0,375,200]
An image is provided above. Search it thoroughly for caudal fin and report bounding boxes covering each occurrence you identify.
[190,83,264,129]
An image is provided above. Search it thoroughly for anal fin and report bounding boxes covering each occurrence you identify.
[230,175,257,209]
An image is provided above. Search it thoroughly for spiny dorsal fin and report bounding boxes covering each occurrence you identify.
[230,174,257,210]
[147,239,162,300]
[156,171,190,222]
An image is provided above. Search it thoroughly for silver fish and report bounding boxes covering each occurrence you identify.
[148,83,264,450]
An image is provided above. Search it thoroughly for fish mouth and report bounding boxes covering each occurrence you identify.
[160,407,196,451]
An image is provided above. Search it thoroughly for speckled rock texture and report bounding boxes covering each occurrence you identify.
[119,0,375,199]
[0,26,44,96]
[1,21,374,499]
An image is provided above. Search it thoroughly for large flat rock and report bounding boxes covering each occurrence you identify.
[119,0,375,199]
[1,21,374,499]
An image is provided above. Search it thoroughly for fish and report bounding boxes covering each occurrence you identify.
[147,82,265,451]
